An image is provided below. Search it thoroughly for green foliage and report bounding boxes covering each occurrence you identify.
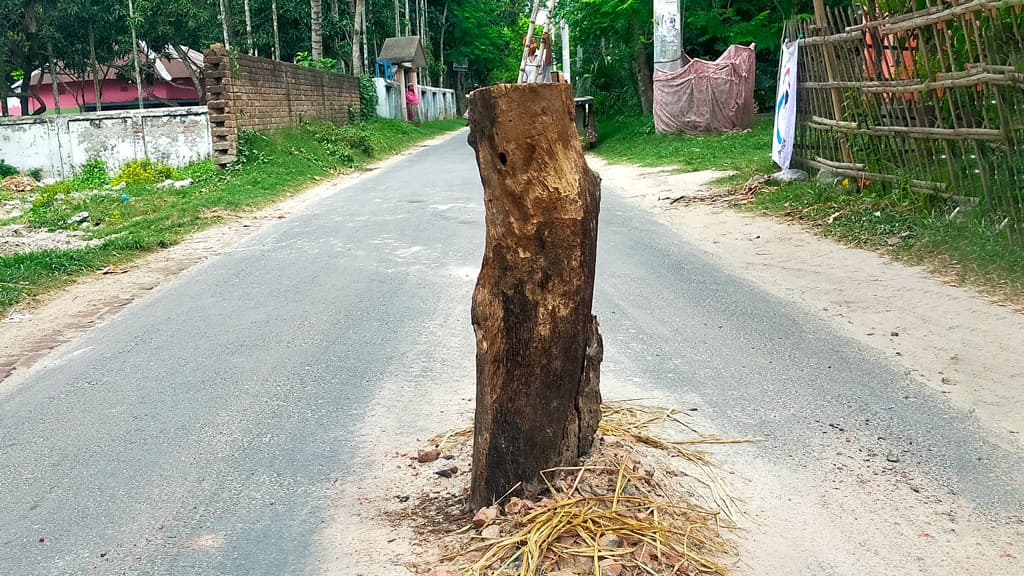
[72,158,111,189]
[0,159,16,179]
[295,51,339,71]
[111,159,176,187]
[358,74,377,121]
[31,181,74,210]
[234,131,271,169]
[174,160,217,182]
[28,168,43,180]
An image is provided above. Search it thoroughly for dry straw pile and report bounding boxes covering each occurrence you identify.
[437,402,752,576]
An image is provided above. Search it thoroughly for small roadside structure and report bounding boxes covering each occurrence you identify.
[377,36,428,122]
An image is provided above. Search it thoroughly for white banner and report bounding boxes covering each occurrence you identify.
[772,40,800,170]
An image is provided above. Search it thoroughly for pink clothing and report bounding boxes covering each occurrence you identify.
[406,89,420,106]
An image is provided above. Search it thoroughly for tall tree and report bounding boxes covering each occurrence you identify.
[243,0,254,54]
[271,0,281,59]
[311,0,323,59]
[350,0,362,73]
[218,0,233,48]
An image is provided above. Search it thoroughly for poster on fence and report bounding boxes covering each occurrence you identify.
[772,40,800,170]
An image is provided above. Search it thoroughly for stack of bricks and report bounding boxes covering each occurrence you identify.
[204,46,237,167]
[203,44,362,168]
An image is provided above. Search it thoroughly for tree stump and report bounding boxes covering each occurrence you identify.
[467,83,603,508]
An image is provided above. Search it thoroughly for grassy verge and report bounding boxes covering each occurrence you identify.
[592,113,1024,305]
[594,114,775,182]
[0,118,464,313]
[748,182,1024,303]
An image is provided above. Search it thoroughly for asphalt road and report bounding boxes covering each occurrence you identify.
[1,132,1021,575]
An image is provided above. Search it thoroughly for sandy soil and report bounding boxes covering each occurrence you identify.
[318,366,1023,576]
[589,157,1024,454]
[0,131,464,391]
[0,223,108,255]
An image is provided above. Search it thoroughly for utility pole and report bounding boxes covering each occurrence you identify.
[128,0,144,109]
[653,0,682,72]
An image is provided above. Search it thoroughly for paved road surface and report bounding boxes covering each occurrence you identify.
[1,133,1021,574]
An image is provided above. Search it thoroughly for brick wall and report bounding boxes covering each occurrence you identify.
[204,45,361,166]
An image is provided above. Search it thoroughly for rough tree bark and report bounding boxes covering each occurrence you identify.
[467,83,603,509]
[633,24,654,116]
[88,23,102,111]
[272,0,282,60]
[311,0,324,60]
[244,0,254,55]
[351,0,363,74]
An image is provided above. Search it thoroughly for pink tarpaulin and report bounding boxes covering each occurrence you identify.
[653,44,756,135]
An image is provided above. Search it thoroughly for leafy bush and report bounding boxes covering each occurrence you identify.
[0,159,17,179]
[31,181,73,210]
[295,52,339,71]
[301,121,390,164]
[358,74,378,121]
[233,131,270,169]
[305,123,356,165]
[111,159,175,186]
[174,160,217,182]
[72,158,110,189]
[28,168,43,180]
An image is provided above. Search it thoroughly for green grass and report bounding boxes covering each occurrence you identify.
[592,112,1024,306]
[747,182,1024,303]
[594,114,775,180]
[0,118,464,313]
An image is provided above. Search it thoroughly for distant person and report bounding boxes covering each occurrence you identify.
[406,83,421,124]
[523,32,552,83]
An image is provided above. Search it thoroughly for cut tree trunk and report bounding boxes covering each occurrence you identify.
[467,83,603,509]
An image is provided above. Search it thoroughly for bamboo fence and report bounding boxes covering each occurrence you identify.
[789,0,1024,234]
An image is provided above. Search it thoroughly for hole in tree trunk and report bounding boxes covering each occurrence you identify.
[498,152,508,166]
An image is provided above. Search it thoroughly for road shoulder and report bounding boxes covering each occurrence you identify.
[0,130,466,395]
[589,156,1024,452]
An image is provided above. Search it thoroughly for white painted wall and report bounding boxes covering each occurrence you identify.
[372,78,457,122]
[0,107,212,179]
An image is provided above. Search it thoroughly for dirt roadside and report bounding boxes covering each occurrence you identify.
[589,157,1024,454]
[0,131,464,395]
